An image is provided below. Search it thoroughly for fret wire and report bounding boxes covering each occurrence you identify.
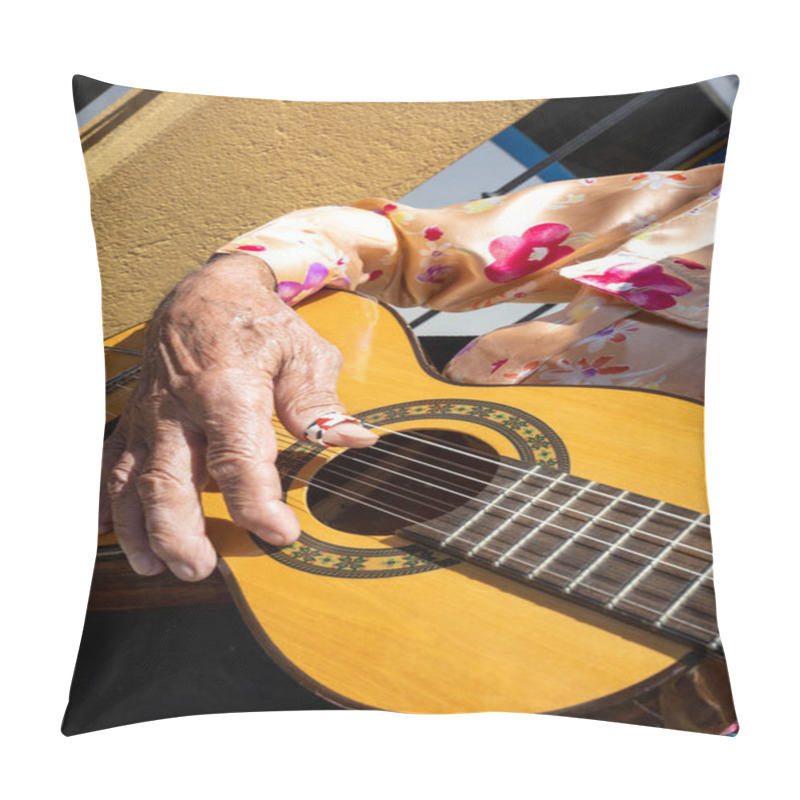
[529,487,626,579]
[655,561,714,630]
[492,474,589,568]
[470,472,569,559]
[281,469,719,642]
[364,422,710,529]
[440,469,535,547]
[274,431,713,562]
[275,433,714,582]
[104,346,144,355]
[564,501,666,593]
[581,582,717,639]
[605,513,710,611]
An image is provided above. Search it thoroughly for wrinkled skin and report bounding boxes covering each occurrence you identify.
[99,253,377,581]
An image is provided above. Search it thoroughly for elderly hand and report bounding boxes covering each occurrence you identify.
[99,253,377,581]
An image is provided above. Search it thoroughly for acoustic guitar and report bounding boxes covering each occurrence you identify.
[100,288,736,733]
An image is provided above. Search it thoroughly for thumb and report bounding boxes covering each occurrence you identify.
[273,343,377,448]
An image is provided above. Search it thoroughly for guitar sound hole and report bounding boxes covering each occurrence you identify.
[307,429,499,536]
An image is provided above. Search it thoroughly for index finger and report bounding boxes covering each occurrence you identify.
[194,369,300,547]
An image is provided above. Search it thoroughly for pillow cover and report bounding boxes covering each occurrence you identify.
[64,75,739,736]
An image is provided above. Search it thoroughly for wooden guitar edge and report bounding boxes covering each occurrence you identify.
[215,558,375,711]
[311,288,705,405]
[215,556,735,732]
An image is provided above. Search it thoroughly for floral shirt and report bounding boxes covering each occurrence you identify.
[216,164,723,402]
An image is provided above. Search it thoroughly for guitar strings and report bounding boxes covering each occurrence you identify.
[270,404,709,530]
[273,436,712,583]
[273,429,713,560]
[272,430,713,574]
[106,370,707,531]
[105,375,713,564]
[104,370,710,528]
[278,469,718,641]
[107,384,714,562]
[361,422,710,529]
[273,425,712,558]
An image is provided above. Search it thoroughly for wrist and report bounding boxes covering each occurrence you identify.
[201,251,278,291]
[161,253,282,326]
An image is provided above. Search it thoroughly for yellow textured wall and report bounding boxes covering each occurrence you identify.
[80,89,543,336]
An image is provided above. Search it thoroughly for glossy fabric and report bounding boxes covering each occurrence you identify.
[217,164,723,401]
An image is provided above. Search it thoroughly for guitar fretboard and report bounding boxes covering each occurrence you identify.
[401,460,720,652]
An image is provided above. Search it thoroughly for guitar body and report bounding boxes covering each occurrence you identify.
[103,290,735,732]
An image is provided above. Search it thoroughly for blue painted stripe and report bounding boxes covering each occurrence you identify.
[491,126,576,182]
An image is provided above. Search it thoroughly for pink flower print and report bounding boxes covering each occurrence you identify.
[276,261,330,305]
[576,263,692,311]
[237,244,266,252]
[365,269,384,282]
[374,203,398,216]
[484,223,575,284]
[416,264,452,284]
[490,359,508,374]
[424,226,444,241]
[673,257,705,270]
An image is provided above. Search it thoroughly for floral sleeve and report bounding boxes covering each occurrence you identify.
[215,163,723,327]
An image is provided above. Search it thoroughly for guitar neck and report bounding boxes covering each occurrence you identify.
[400,458,720,653]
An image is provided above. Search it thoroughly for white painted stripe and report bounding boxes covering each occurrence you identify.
[411,303,548,337]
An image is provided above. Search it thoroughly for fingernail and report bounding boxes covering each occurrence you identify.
[174,563,196,581]
[322,422,378,446]
[262,531,287,547]
[131,553,162,576]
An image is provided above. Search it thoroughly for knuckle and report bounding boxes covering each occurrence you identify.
[136,467,184,503]
[288,387,341,419]
[106,465,135,499]
[206,441,261,485]
[191,370,272,418]
[146,530,185,562]
[323,343,343,368]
